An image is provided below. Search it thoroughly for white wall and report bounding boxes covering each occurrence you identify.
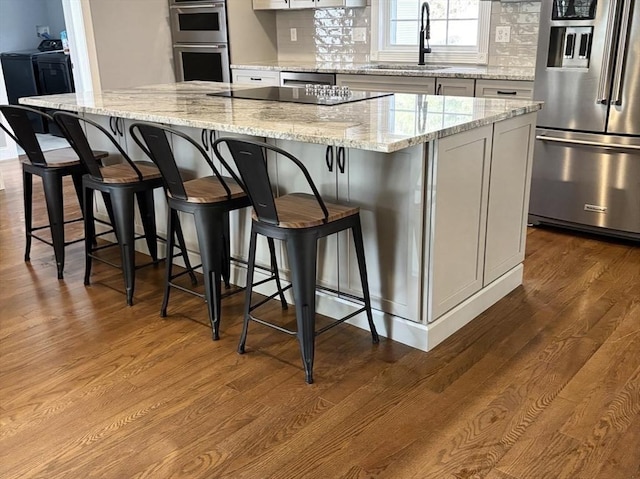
[0,0,66,51]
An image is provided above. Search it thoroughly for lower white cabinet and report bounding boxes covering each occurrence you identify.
[435,78,475,97]
[475,80,534,99]
[426,125,493,321]
[336,74,436,95]
[232,69,280,86]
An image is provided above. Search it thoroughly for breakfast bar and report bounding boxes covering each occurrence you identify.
[21,81,542,351]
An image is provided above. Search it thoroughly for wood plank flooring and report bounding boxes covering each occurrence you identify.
[1,158,638,479]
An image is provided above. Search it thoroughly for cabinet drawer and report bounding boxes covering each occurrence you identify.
[232,69,280,86]
[475,80,534,99]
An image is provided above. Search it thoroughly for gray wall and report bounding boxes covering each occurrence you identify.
[0,0,66,52]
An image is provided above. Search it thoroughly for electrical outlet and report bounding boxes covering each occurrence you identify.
[36,25,50,38]
[290,28,297,42]
[352,27,367,43]
[495,25,511,43]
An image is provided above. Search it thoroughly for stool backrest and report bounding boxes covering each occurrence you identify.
[212,137,329,226]
[54,112,140,181]
[129,122,237,201]
[0,105,50,166]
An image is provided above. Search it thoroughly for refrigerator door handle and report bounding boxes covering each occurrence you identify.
[536,135,640,152]
[596,0,621,104]
[611,0,633,106]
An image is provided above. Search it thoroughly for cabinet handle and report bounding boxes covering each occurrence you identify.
[250,77,262,81]
[325,145,334,172]
[436,84,442,95]
[109,117,117,135]
[201,129,209,150]
[337,147,346,174]
[116,118,124,137]
[496,90,518,96]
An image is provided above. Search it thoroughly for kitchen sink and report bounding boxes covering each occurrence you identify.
[364,63,451,71]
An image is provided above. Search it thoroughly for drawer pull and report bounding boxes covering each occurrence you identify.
[496,90,518,95]
[250,77,262,81]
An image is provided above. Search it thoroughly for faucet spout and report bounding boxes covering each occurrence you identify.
[419,1,431,65]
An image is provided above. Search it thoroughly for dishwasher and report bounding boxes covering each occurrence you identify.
[280,71,336,87]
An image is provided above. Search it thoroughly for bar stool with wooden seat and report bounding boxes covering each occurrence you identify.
[54,111,193,306]
[0,104,108,279]
[213,137,379,384]
[129,123,287,340]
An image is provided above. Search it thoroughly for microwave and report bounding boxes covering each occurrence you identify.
[170,1,228,44]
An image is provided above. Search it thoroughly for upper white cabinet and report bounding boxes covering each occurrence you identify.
[254,0,365,9]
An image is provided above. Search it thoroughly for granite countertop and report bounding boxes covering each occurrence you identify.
[231,61,536,82]
[20,81,542,153]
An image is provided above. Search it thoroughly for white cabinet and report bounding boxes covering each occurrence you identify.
[273,139,424,320]
[254,0,365,8]
[435,78,475,97]
[426,125,493,321]
[336,74,436,94]
[475,80,534,99]
[232,69,280,86]
[484,113,536,285]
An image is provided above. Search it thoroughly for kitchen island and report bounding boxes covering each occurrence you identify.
[21,82,542,351]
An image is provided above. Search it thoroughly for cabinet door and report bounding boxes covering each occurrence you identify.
[475,80,534,99]
[289,0,315,7]
[436,78,475,97]
[338,145,425,320]
[484,114,536,285]
[232,69,280,86]
[427,125,492,321]
[274,140,339,290]
[337,74,436,94]
[253,0,289,9]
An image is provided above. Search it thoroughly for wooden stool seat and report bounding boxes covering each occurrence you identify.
[19,147,108,167]
[99,161,162,184]
[256,192,359,229]
[171,176,246,203]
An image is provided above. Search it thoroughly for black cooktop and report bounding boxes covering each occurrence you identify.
[207,86,393,106]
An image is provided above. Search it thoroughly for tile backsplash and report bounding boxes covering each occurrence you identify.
[276,8,371,63]
[275,2,541,67]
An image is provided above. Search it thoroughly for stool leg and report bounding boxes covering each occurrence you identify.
[136,189,158,263]
[83,185,95,286]
[195,209,223,340]
[267,237,288,310]
[161,208,177,317]
[238,228,258,354]
[110,188,136,306]
[71,171,84,214]
[23,169,33,262]
[42,171,66,279]
[352,216,379,344]
[287,233,318,384]
[221,212,231,289]
[173,213,197,286]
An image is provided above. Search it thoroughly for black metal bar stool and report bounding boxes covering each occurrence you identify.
[0,104,108,279]
[53,112,194,306]
[130,123,287,340]
[213,137,379,384]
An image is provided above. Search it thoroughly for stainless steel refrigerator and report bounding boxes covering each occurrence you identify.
[529,0,640,240]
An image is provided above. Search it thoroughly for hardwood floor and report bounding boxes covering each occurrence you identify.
[1,158,638,479]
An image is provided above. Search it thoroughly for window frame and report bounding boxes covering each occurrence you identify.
[370,0,492,65]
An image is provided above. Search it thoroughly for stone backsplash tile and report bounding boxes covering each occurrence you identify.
[488,1,541,68]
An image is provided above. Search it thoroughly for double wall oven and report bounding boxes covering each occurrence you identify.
[170,0,230,83]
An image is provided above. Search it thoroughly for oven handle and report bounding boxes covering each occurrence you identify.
[174,43,227,49]
[170,3,225,9]
[536,135,640,151]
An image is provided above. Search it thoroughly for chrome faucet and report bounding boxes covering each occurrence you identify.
[419,1,431,65]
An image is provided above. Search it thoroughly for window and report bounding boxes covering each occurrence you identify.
[371,0,491,64]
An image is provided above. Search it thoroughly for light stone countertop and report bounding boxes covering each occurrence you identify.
[20,81,542,153]
[231,61,536,82]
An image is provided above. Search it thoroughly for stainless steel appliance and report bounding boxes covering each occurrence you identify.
[280,72,335,87]
[170,0,230,83]
[530,0,640,240]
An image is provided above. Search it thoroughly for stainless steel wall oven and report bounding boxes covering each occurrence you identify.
[170,0,230,83]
